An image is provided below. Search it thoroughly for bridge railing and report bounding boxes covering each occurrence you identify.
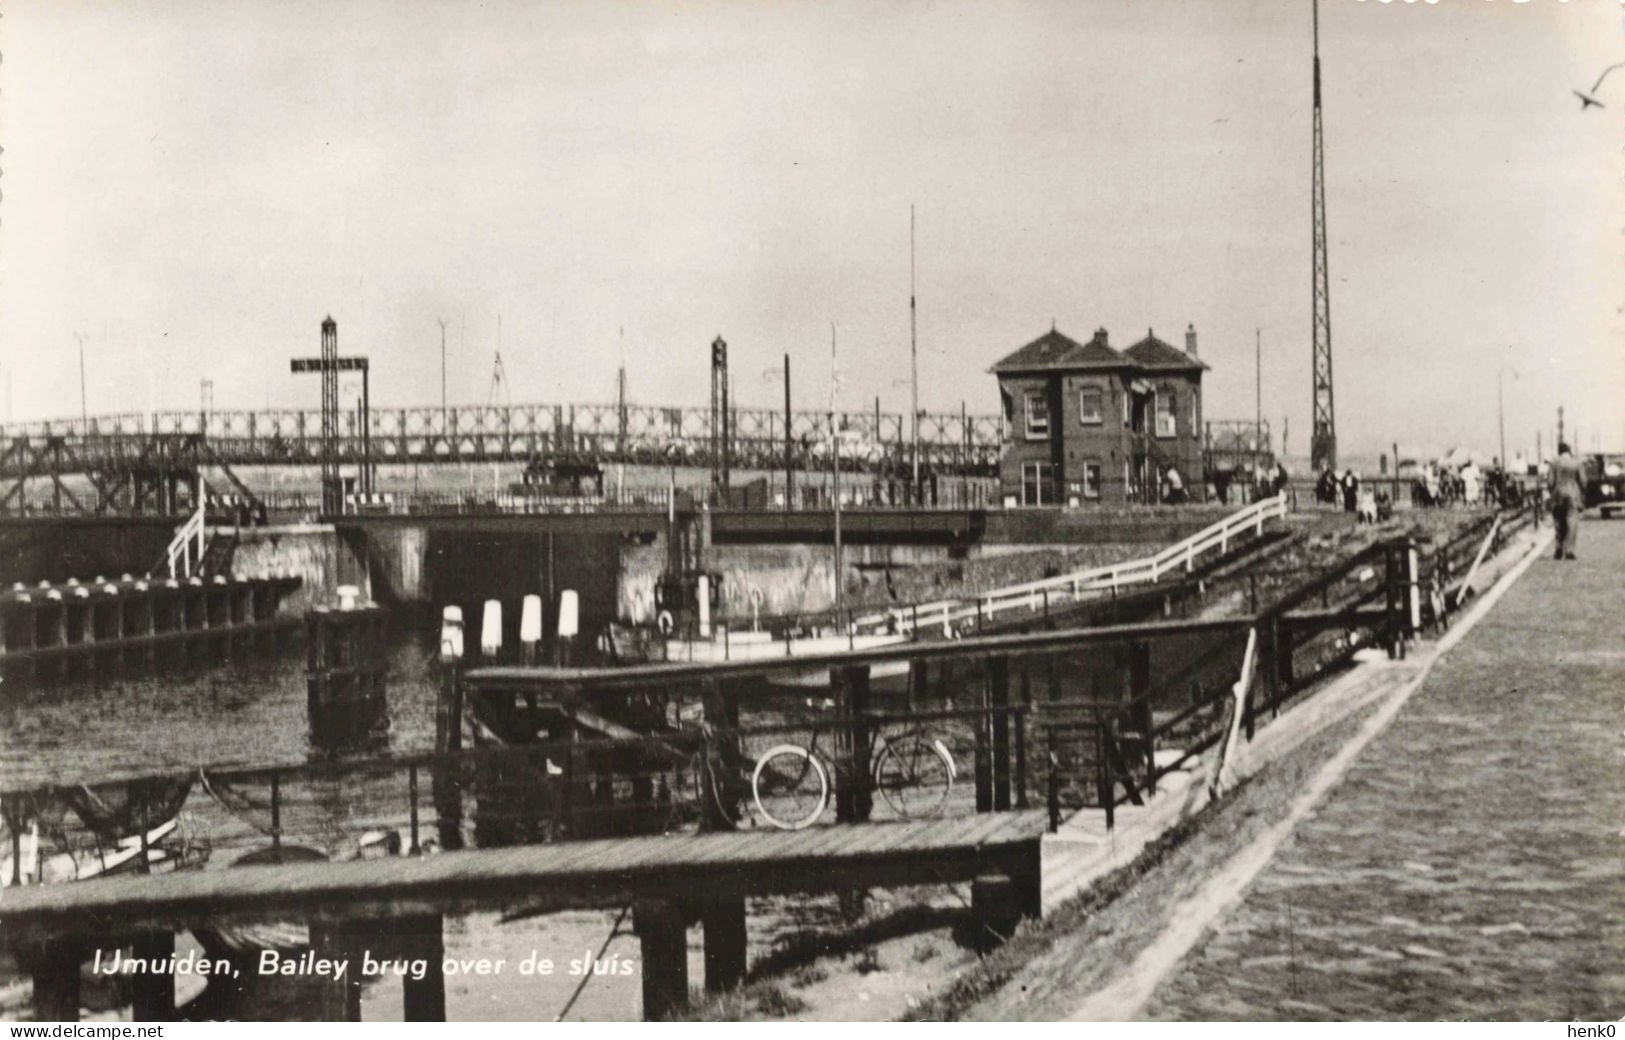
[8,402,1002,449]
[164,479,208,579]
[850,494,1289,637]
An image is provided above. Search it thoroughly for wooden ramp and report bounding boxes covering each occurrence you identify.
[0,810,1050,945]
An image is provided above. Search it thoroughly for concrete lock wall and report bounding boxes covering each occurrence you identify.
[686,542,1156,623]
[332,503,1240,633]
[233,525,365,614]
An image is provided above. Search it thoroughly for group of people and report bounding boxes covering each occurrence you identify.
[1314,467,1392,523]
[1411,459,1526,509]
[1210,461,1289,505]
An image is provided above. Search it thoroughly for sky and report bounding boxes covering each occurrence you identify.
[1,0,1621,462]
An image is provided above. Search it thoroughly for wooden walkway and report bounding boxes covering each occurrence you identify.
[0,810,1049,946]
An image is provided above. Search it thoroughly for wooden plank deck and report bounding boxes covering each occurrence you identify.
[0,810,1050,946]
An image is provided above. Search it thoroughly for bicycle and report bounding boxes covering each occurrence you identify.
[690,713,958,831]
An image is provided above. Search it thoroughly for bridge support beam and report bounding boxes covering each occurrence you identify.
[968,846,1043,952]
[633,899,689,1021]
[700,896,748,994]
[129,931,174,1022]
[400,915,446,1022]
[312,921,363,1022]
[24,940,83,1022]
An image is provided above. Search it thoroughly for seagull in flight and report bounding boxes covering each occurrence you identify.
[1575,61,1625,110]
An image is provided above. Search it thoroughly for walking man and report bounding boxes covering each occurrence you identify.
[1549,442,1583,560]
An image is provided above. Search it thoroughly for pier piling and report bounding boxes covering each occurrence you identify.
[633,899,689,1021]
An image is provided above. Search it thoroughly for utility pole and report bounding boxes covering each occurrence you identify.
[830,322,843,621]
[1255,327,1262,478]
[438,318,448,418]
[910,204,920,492]
[783,354,793,510]
[1497,363,1516,471]
[74,332,88,429]
[1309,0,1337,474]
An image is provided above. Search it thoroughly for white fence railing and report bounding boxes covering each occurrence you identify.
[852,494,1289,637]
[166,479,208,579]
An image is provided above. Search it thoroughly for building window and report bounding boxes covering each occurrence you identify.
[1121,390,1130,426]
[1025,391,1049,439]
[1155,389,1176,438]
[1021,462,1056,506]
[1189,389,1198,433]
[1083,461,1101,499]
[1079,386,1104,425]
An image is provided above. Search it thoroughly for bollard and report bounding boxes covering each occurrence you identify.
[481,599,503,659]
[435,606,466,852]
[556,590,579,666]
[696,574,711,638]
[520,594,543,666]
[306,594,388,747]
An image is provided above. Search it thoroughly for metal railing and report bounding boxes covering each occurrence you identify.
[850,494,1288,637]
[164,479,208,579]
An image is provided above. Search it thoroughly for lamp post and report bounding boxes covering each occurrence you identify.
[74,332,88,430]
[1498,363,1517,471]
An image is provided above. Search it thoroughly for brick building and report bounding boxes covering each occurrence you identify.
[991,324,1208,506]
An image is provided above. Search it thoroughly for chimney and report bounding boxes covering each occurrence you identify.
[1092,327,1108,347]
[1185,323,1198,357]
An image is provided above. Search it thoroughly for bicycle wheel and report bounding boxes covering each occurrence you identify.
[873,734,955,819]
[751,745,829,830]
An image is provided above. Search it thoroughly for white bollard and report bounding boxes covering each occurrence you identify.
[520,594,543,664]
[440,605,464,663]
[481,599,503,657]
[557,590,579,640]
[337,584,360,611]
[696,574,711,638]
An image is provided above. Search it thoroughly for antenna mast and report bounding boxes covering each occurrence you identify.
[1309,0,1337,474]
[488,313,510,407]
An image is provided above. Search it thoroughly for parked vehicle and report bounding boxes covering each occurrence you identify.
[1583,454,1625,517]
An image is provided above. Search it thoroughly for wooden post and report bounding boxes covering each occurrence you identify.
[699,678,740,832]
[26,940,82,1022]
[973,662,992,813]
[312,921,362,1022]
[990,655,1011,811]
[968,875,1021,951]
[634,900,689,1021]
[832,664,873,823]
[434,606,466,852]
[701,896,748,994]
[129,931,174,1022]
[401,915,446,1022]
[1129,640,1154,792]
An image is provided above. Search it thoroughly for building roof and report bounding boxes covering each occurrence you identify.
[1124,331,1209,372]
[989,327,1129,374]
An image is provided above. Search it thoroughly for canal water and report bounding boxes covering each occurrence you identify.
[0,625,999,1022]
[0,630,680,1021]
[1146,529,1625,1020]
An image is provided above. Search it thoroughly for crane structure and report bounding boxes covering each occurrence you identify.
[1309,0,1337,475]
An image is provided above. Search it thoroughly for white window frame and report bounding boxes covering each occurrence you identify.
[1021,461,1054,506]
[1079,385,1104,426]
[1155,389,1177,439]
[1024,391,1050,440]
[1189,388,1198,433]
[1083,461,1102,500]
